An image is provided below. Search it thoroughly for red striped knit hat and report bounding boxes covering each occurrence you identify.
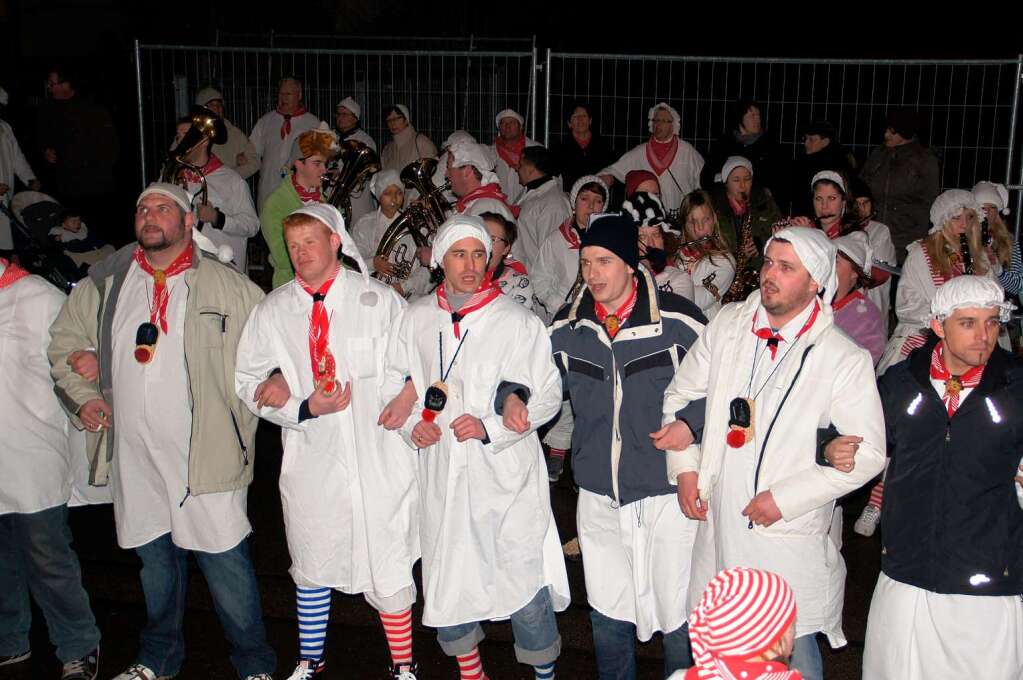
[689,567,797,680]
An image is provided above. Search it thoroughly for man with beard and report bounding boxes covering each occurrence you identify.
[47,183,273,680]
[659,227,885,680]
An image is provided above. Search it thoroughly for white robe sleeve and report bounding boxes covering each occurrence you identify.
[532,236,574,323]
[482,315,562,454]
[234,302,307,430]
[768,347,886,520]
[662,311,720,481]
[693,256,734,316]
[250,115,268,163]
[601,145,643,182]
[894,247,933,330]
[10,128,36,184]
[216,172,260,238]
[382,307,421,449]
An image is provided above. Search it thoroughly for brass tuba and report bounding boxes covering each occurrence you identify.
[372,158,452,286]
[159,105,228,206]
[323,139,380,225]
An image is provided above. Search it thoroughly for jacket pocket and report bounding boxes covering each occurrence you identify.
[198,308,228,349]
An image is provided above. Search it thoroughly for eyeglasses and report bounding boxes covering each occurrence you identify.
[385,116,405,124]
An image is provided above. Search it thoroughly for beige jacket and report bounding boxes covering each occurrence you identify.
[213,119,260,180]
[47,243,265,494]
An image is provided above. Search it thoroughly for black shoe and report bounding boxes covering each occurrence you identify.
[61,646,99,680]
[0,650,30,667]
[391,661,418,679]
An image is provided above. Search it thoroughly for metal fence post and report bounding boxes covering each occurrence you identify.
[1010,55,1023,241]
[530,43,538,142]
[134,39,147,191]
[544,48,551,147]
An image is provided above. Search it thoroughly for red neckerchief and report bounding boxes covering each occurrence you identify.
[685,658,803,680]
[503,257,527,276]
[0,258,31,289]
[751,300,820,360]
[558,217,582,250]
[292,173,321,204]
[823,220,841,240]
[646,135,679,176]
[831,289,864,312]
[277,106,308,140]
[436,274,502,339]
[594,279,638,339]
[455,183,520,218]
[929,340,985,417]
[495,135,527,169]
[133,242,195,333]
[727,195,749,216]
[180,154,224,185]
[573,131,592,150]
[296,265,341,392]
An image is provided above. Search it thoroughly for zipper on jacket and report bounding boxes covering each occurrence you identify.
[749,345,814,530]
[230,410,249,465]
[610,346,621,506]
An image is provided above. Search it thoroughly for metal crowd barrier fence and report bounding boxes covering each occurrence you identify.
[544,51,1023,235]
[133,40,539,188]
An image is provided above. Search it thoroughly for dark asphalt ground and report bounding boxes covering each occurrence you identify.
[2,421,880,679]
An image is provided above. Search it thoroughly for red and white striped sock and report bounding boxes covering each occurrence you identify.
[457,647,487,680]
[379,608,414,667]
[549,448,567,460]
[868,481,884,509]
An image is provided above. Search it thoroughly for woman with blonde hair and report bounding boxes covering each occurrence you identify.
[877,189,1003,374]
[675,189,735,319]
[973,180,1021,294]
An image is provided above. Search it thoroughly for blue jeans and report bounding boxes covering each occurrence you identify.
[134,533,275,678]
[790,633,823,680]
[0,505,100,662]
[590,610,692,680]
[436,587,561,667]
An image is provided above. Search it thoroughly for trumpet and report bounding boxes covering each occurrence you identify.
[159,105,227,207]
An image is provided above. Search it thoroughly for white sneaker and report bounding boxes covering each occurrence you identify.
[285,658,325,679]
[111,663,172,680]
[245,675,274,680]
[854,504,881,537]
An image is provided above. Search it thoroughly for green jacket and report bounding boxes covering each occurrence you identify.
[47,242,265,495]
[260,175,304,289]
[710,184,781,263]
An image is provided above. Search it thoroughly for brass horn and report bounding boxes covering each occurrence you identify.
[159,105,228,206]
[323,139,380,225]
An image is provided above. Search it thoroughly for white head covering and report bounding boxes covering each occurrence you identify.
[369,169,402,200]
[336,96,361,120]
[495,109,524,127]
[833,230,873,275]
[394,104,411,123]
[137,182,234,264]
[929,189,983,234]
[765,226,839,304]
[430,214,492,269]
[972,181,1010,215]
[715,156,753,183]
[930,275,1013,323]
[647,102,681,136]
[289,203,370,286]
[444,130,477,150]
[449,141,500,186]
[195,87,223,106]
[811,170,846,193]
[569,174,609,208]
[0,87,8,107]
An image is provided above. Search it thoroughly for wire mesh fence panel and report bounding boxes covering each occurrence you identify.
[545,53,1022,201]
[135,44,538,187]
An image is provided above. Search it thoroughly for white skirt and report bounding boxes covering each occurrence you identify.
[577,489,698,641]
[863,572,1023,679]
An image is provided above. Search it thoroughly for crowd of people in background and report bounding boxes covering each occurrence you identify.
[2,66,1021,680]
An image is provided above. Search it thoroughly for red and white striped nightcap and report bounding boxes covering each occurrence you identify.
[689,567,797,680]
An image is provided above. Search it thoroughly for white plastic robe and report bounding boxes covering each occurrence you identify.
[601,139,704,214]
[513,178,571,271]
[678,253,735,320]
[250,110,321,209]
[351,209,432,300]
[0,120,36,250]
[862,219,896,333]
[0,274,77,514]
[183,164,259,273]
[235,271,420,595]
[532,226,580,324]
[383,293,570,626]
[654,265,695,302]
[662,292,885,646]
[490,137,541,205]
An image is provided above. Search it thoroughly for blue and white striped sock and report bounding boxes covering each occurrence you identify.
[296,586,331,661]
[534,662,555,679]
